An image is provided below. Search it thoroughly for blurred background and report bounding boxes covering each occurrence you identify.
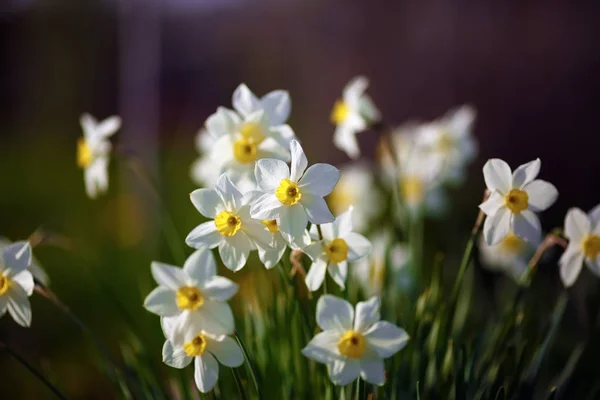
[2,0,600,398]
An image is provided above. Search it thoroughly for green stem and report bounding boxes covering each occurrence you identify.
[1,341,68,400]
[234,332,262,399]
[231,368,249,400]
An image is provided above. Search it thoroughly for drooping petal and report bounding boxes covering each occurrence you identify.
[353,296,380,333]
[316,294,354,332]
[344,232,371,262]
[260,90,291,126]
[364,321,410,358]
[564,208,590,242]
[2,241,32,277]
[524,180,558,212]
[249,193,283,220]
[258,240,286,269]
[7,285,32,327]
[299,164,340,196]
[482,159,512,194]
[151,262,187,290]
[305,258,328,292]
[202,277,238,301]
[190,189,223,219]
[278,205,309,246]
[512,210,542,244]
[215,174,244,212]
[183,248,217,286]
[301,194,335,225]
[478,191,505,216]
[11,270,34,296]
[208,336,244,367]
[194,354,219,393]
[144,286,179,316]
[360,358,386,386]
[186,221,223,249]
[327,262,347,289]
[232,84,260,117]
[162,340,193,369]
[559,245,584,287]
[254,159,290,193]
[512,159,541,189]
[301,330,342,364]
[219,234,252,272]
[289,140,308,182]
[328,359,361,386]
[483,206,511,245]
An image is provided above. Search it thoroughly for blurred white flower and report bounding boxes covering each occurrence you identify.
[161,316,243,393]
[478,231,535,282]
[78,113,120,199]
[301,295,408,386]
[0,241,34,327]
[331,76,380,159]
[144,247,238,339]
[559,205,600,287]
[326,163,383,233]
[480,158,558,245]
[303,207,371,291]
[232,83,293,128]
[249,140,339,248]
[186,174,273,272]
[190,129,220,189]
[0,238,49,286]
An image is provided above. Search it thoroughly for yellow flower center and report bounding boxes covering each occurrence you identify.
[184,333,208,357]
[275,179,302,206]
[504,189,529,214]
[262,220,279,233]
[331,100,349,125]
[233,137,258,164]
[77,138,94,168]
[400,177,424,205]
[337,330,366,359]
[0,275,9,296]
[325,238,349,264]
[499,232,525,254]
[215,211,242,237]
[240,122,265,143]
[176,286,204,311]
[582,235,600,260]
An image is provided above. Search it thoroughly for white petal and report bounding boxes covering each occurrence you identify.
[559,245,584,287]
[360,358,386,386]
[202,276,238,301]
[524,180,558,212]
[80,113,96,139]
[186,221,222,249]
[343,76,368,107]
[258,241,286,269]
[84,165,99,199]
[327,262,347,289]
[2,242,32,277]
[151,262,186,290]
[333,207,354,237]
[255,159,290,193]
[328,359,360,386]
[279,205,309,246]
[512,210,542,244]
[208,336,244,367]
[364,321,410,358]
[301,330,342,364]
[268,124,296,148]
[215,174,244,212]
[585,257,600,278]
[232,84,260,117]
[483,206,511,245]
[11,270,34,296]
[316,295,354,332]
[478,191,505,217]
[589,203,600,228]
[241,218,275,250]
[144,286,179,316]
[289,140,308,182]
[564,208,590,242]
[344,232,371,262]
[512,159,541,188]
[353,296,380,333]
[183,248,216,286]
[95,116,121,139]
[7,285,32,327]
[299,164,340,196]
[249,193,283,220]
[305,258,328,292]
[194,354,219,393]
[303,242,325,262]
[190,189,222,219]
[243,190,265,206]
[219,235,251,272]
[301,194,335,225]
[333,127,361,159]
[181,301,235,338]
[161,315,178,340]
[162,340,193,369]
[483,159,512,194]
[0,296,7,319]
[260,90,291,126]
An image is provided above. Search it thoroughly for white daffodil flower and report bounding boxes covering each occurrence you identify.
[478,231,536,282]
[0,238,49,286]
[249,140,339,248]
[0,241,34,327]
[479,158,558,245]
[303,207,371,291]
[190,129,220,189]
[559,205,600,287]
[160,315,244,393]
[186,174,273,271]
[331,76,380,159]
[77,113,121,199]
[143,247,238,338]
[326,163,383,233]
[205,107,292,192]
[417,105,477,185]
[301,295,408,386]
[232,83,293,129]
